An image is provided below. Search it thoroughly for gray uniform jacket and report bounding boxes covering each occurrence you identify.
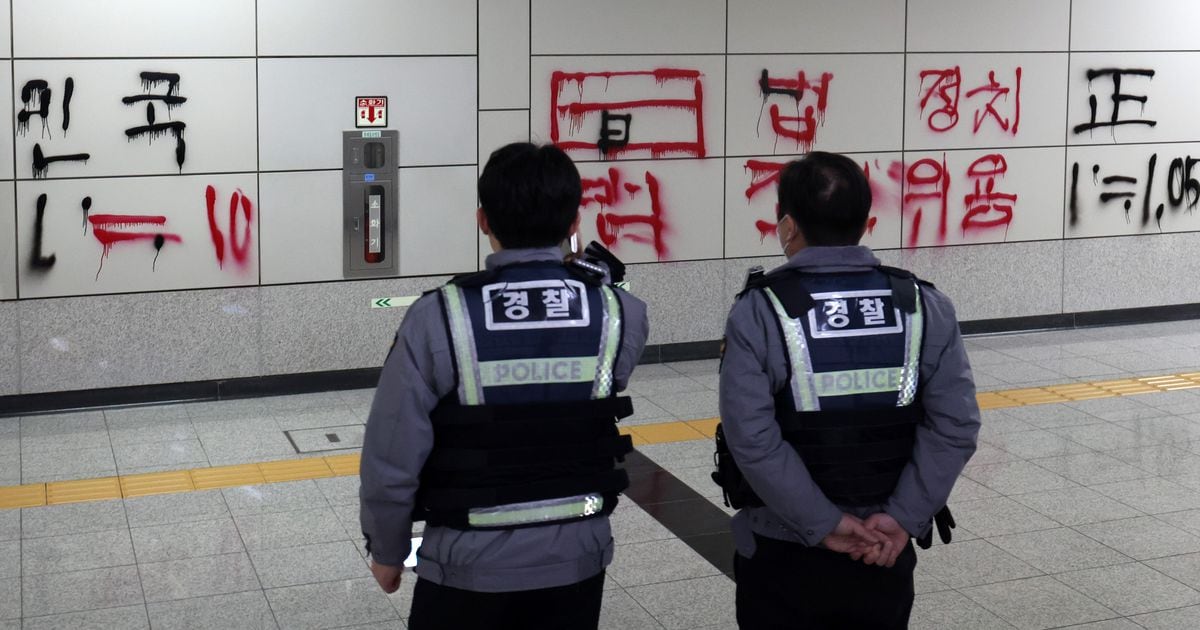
[360,247,650,592]
[720,246,980,556]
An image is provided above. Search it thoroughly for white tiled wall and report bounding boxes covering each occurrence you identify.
[5,1,1200,394]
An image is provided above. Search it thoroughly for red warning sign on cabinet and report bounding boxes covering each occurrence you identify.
[356,96,387,128]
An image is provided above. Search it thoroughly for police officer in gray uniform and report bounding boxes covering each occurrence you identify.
[360,142,649,630]
[715,151,980,629]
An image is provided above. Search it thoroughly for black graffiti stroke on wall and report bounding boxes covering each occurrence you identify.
[1073,68,1157,135]
[122,71,187,170]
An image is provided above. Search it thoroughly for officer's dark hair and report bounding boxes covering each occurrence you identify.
[776,151,872,247]
[478,142,582,249]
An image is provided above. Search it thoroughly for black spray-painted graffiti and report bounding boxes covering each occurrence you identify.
[1073,68,1157,135]
[122,71,187,170]
[1069,154,1200,229]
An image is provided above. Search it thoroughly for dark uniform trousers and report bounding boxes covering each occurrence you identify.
[407,571,606,630]
[735,535,916,630]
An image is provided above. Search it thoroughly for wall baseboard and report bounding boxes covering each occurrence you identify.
[4,302,1199,417]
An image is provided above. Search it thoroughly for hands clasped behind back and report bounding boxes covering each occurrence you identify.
[820,512,909,568]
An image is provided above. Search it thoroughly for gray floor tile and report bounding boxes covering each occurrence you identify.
[634,440,714,470]
[315,476,361,506]
[184,399,274,420]
[0,578,16,621]
[623,397,676,426]
[139,552,262,602]
[948,497,1061,538]
[917,540,1042,589]
[265,577,399,630]
[22,528,135,576]
[22,605,150,630]
[124,489,229,528]
[262,392,352,413]
[235,507,349,550]
[1049,620,1141,630]
[910,590,1016,630]
[609,538,720,587]
[22,565,143,617]
[20,412,109,453]
[963,461,1075,495]
[1144,552,1200,591]
[1051,424,1148,452]
[201,433,298,466]
[628,376,709,399]
[959,575,1117,630]
[625,575,736,630]
[611,502,675,545]
[1035,357,1127,379]
[982,430,1093,460]
[131,517,245,563]
[147,590,279,630]
[665,359,721,375]
[600,587,664,630]
[950,477,1003,502]
[113,439,208,473]
[1067,396,1153,416]
[223,481,327,516]
[1156,508,1200,537]
[988,528,1132,574]
[250,540,370,589]
[647,390,720,420]
[1116,416,1200,443]
[22,500,127,539]
[967,443,1023,466]
[104,405,191,424]
[1012,487,1144,526]
[1109,445,1200,476]
[274,406,361,431]
[1057,562,1200,616]
[107,419,198,446]
[0,542,15,580]
[1076,516,1200,560]
[979,411,1039,436]
[340,389,376,408]
[1028,452,1154,486]
[1131,604,1200,630]
[1091,477,1200,514]
[21,446,117,483]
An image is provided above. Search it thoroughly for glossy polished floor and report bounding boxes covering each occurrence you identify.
[5,321,1200,628]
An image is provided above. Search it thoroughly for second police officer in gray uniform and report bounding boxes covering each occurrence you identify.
[360,143,649,630]
[715,152,980,629]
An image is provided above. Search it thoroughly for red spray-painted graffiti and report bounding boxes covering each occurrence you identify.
[757,69,834,152]
[88,213,183,279]
[918,67,1022,135]
[580,167,669,259]
[205,185,254,270]
[904,154,1017,246]
[550,69,705,159]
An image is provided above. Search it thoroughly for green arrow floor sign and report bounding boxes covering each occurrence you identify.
[371,296,419,309]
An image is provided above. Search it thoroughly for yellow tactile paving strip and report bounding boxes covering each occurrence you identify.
[3,373,1200,510]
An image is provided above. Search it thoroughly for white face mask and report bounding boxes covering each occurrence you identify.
[777,214,794,254]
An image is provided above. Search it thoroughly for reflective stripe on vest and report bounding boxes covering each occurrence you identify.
[898,283,924,406]
[441,284,484,405]
[466,493,605,528]
[443,282,623,403]
[766,284,924,410]
[592,285,622,399]
[764,287,820,411]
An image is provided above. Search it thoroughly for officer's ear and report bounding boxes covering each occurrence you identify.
[476,207,491,236]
